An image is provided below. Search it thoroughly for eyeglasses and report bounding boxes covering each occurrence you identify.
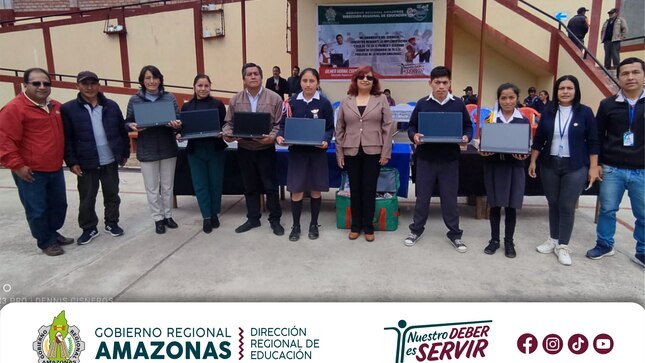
[28,81,52,87]
[358,75,374,81]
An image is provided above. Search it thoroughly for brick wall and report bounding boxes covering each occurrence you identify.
[12,0,199,12]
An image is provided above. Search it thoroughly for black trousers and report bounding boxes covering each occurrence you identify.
[345,148,381,234]
[237,147,282,223]
[409,158,462,240]
[77,162,120,230]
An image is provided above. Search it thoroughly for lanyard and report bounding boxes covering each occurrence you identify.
[558,108,572,140]
[627,91,643,131]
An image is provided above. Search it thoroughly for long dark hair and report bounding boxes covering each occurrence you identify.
[550,75,581,113]
[347,65,381,96]
[191,73,212,100]
[496,82,520,109]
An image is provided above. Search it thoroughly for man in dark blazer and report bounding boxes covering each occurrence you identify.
[265,66,289,99]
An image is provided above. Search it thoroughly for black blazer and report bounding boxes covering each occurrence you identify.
[531,103,599,170]
[265,77,289,99]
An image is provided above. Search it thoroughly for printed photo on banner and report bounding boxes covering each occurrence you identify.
[317,3,433,80]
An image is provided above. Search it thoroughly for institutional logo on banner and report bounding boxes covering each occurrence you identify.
[385,319,492,362]
[32,310,85,363]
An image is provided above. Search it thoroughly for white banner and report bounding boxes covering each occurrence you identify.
[1,302,643,362]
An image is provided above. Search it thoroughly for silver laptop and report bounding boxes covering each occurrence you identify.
[132,101,176,127]
[480,122,531,154]
[179,109,221,140]
[283,118,325,146]
[418,112,463,143]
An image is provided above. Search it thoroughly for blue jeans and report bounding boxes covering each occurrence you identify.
[12,168,68,250]
[596,165,645,254]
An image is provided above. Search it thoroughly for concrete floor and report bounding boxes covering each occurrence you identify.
[0,167,643,308]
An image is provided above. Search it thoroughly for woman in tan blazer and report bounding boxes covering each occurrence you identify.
[335,66,393,242]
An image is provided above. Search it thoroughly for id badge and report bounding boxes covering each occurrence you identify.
[623,131,634,147]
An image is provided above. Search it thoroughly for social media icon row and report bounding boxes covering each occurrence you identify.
[517,333,613,355]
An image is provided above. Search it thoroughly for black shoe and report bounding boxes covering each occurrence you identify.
[308,224,319,240]
[211,215,220,229]
[235,220,261,233]
[484,239,500,255]
[203,218,213,234]
[270,221,285,236]
[289,225,301,241]
[504,240,516,258]
[77,227,99,245]
[56,234,75,245]
[164,218,178,229]
[155,220,166,234]
[43,244,64,256]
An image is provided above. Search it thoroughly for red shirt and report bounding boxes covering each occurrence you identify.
[0,92,64,172]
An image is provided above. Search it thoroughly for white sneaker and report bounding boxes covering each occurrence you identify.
[554,244,572,266]
[536,237,558,254]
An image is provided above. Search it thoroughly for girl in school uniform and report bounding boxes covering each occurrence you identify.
[479,83,530,258]
[276,68,334,241]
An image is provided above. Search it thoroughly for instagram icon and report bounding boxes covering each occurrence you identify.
[542,334,563,355]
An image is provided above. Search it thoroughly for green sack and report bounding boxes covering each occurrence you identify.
[335,168,400,231]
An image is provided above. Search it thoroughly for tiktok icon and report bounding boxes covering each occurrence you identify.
[567,334,589,355]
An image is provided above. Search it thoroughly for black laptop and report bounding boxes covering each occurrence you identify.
[230,112,272,138]
[480,122,531,154]
[330,54,344,67]
[283,118,325,146]
[133,101,176,127]
[418,112,463,143]
[179,109,221,140]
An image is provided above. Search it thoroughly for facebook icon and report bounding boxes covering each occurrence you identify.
[517,333,538,354]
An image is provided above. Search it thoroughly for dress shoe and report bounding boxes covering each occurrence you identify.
[235,220,261,233]
[203,218,213,234]
[365,233,375,242]
[348,231,360,240]
[270,221,285,236]
[164,218,178,229]
[308,224,319,240]
[289,225,301,241]
[56,234,75,245]
[155,220,166,234]
[43,244,64,256]
[211,215,220,229]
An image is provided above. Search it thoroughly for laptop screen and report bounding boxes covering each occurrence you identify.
[232,112,272,136]
[480,122,531,154]
[133,101,176,127]
[330,54,344,66]
[418,112,463,138]
[180,109,220,135]
[284,118,325,142]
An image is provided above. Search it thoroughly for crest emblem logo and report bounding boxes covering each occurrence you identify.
[32,311,85,363]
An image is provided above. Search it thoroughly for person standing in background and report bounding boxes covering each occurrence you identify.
[601,8,628,70]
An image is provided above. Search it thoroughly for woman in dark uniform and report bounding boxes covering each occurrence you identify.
[479,83,530,258]
[276,68,334,241]
[178,74,227,233]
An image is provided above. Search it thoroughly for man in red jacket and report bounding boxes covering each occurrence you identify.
[0,67,73,256]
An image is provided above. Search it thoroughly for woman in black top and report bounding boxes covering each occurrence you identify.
[178,74,227,233]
